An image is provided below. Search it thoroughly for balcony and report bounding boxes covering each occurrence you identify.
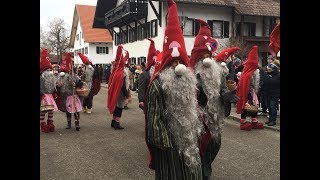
[105,0,148,29]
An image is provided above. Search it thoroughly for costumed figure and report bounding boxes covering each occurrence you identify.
[78,53,100,114]
[107,45,129,130]
[138,38,160,111]
[145,0,204,179]
[57,52,83,131]
[189,19,238,179]
[236,45,264,131]
[40,49,58,133]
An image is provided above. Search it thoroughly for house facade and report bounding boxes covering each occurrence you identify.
[69,4,113,65]
[93,0,279,66]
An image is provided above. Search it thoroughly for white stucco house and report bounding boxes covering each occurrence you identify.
[69,4,113,65]
[93,0,279,66]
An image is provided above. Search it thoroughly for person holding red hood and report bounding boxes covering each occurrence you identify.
[137,38,159,111]
[145,0,204,178]
[107,45,129,130]
[236,45,264,131]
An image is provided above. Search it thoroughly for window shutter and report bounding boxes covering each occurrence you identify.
[223,21,229,38]
[251,23,256,36]
[194,19,200,36]
[96,47,99,54]
[106,47,109,54]
[207,20,213,35]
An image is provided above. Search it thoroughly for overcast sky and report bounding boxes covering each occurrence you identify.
[40,0,98,31]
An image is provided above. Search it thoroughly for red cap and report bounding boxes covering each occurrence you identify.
[60,52,73,72]
[40,49,52,73]
[190,19,218,68]
[78,52,91,65]
[214,47,241,62]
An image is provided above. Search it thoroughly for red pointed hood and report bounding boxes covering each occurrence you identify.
[40,49,52,73]
[149,0,189,84]
[236,45,259,114]
[78,53,92,65]
[145,38,159,71]
[60,52,73,73]
[268,22,280,57]
[190,19,218,68]
[107,45,126,114]
[214,47,241,62]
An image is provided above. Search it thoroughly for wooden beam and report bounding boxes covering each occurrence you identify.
[149,0,162,27]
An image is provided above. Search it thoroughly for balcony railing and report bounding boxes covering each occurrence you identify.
[105,0,148,29]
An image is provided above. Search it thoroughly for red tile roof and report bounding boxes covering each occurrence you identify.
[76,4,112,43]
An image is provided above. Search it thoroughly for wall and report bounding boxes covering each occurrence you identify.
[112,2,233,61]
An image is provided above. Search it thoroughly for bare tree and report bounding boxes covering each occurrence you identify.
[45,18,70,63]
[40,26,48,49]
[226,37,251,59]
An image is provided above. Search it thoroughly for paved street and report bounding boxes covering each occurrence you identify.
[40,86,280,180]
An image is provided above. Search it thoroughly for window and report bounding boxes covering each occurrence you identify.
[182,18,194,36]
[129,28,137,42]
[208,20,229,38]
[236,22,256,36]
[96,46,109,54]
[85,47,88,54]
[150,19,158,37]
[130,57,136,65]
[76,34,79,41]
[137,57,146,65]
[81,48,84,54]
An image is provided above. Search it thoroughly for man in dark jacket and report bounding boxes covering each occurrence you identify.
[262,63,280,126]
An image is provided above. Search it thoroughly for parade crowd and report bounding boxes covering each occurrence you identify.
[40,1,280,179]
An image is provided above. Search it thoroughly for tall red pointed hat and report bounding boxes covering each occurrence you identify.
[60,52,73,73]
[78,52,92,65]
[214,47,241,62]
[149,0,189,84]
[145,38,159,71]
[269,22,280,57]
[40,49,52,73]
[190,19,218,68]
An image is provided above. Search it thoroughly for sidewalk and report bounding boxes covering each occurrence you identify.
[228,104,280,131]
[101,83,280,131]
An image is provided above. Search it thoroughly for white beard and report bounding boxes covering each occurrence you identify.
[40,70,56,93]
[159,67,203,169]
[149,65,155,77]
[251,69,260,94]
[84,65,94,89]
[124,67,130,91]
[195,60,224,138]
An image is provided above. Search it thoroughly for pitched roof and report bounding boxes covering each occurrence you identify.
[70,4,112,47]
[176,0,280,17]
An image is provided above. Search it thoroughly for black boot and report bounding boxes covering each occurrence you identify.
[111,120,116,128]
[114,122,124,130]
[65,120,71,129]
[75,120,80,131]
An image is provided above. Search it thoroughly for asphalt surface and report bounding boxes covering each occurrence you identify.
[40,86,280,180]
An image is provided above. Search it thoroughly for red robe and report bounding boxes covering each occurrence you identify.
[236,64,258,114]
[107,46,125,114]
